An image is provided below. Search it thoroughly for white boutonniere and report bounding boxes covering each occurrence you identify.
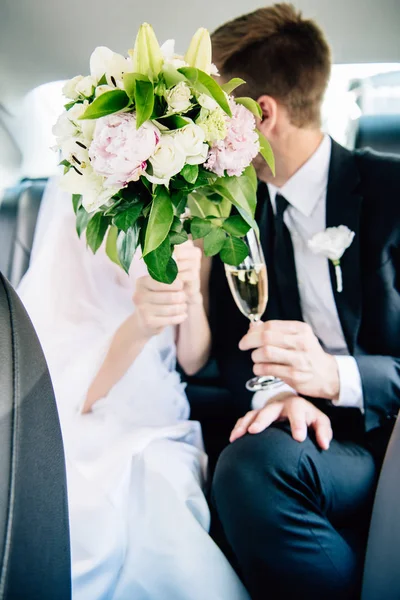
[308,225,355,293]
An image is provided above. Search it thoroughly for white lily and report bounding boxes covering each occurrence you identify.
[90,46,132,88]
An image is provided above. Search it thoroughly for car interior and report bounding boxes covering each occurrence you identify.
[0,0,399,598]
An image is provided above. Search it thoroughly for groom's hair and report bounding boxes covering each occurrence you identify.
[211,3,331,127]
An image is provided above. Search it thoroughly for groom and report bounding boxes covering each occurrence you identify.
[209,4,400,599]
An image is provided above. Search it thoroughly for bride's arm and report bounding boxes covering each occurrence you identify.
[175,242,212,376]
[83,277,188,413]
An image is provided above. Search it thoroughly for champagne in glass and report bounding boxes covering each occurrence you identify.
[225,229,284,392]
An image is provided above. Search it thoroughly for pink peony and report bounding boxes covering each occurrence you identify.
[205,98,259,177]
[89,113,160,188]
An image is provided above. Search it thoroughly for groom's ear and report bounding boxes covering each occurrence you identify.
[257,95,278,137]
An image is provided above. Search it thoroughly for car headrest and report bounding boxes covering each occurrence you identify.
[355,114,400,156]
[0,273,71,599]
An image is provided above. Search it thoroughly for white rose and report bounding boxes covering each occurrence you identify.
[62,76,84,100]
[308,225,355,262]
[165,82,192,114]
[174,123,208,165]
[197,93,219,111]
[75,75,97,98]
[90,46,132,87]
[95,84,115,97]
[146,135,186,185]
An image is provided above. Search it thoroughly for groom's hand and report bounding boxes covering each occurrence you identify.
[230,394,333,450]
[239,320,340,401]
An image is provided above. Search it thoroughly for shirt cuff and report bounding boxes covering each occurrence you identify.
[252,383,297,410]
[333,355,364,410]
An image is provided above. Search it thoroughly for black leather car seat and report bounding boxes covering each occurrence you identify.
[0,273,71,600]
[0,179,47,288]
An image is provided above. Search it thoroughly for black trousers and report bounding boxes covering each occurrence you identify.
[212,419,378,600]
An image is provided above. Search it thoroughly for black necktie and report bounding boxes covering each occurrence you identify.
[273,193,303,321]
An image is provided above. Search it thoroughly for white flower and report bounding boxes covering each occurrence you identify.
[75,75,97,98]
[59,167,118,213]
[308,225,355,292]
[210,63,220,76]
[67,102,96,141]
[174,123,208,165]
[308,226,355,262]
[90,46,132,88]
[95,84,115,97]
[60,138,90,169]
[197,93,219,111]
[161,39,189,69]
[145,135,186,185]
[165,82,192,114]
[53,103,95,150]
[62,76,84,100]
[52,111,79,145]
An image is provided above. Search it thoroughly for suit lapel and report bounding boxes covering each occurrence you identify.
[326,139,363,353]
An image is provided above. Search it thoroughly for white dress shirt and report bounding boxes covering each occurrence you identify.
[253,135,364,411]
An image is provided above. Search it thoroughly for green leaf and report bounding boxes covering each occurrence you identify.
[245,164,258,192]
[188,190,231,219]
[135,79,155,129]
[143,237,178,283]
[219,236,249,265]
[72,194,81,215]
[76,205,91,237]
[178,67,232,116]
[105,225,121,267]
[79,89,130,120]
[214,174,258,230]
[113,202,144,232]
[64,101,77,111]
[203,227,226,256]
[98,74,107,86]
[169,230,188,245]
[117,224,140,273]
[162,64,186,88]
[170,189,188,215]
[221,78,246,95]
[181,164,199,184]
[222,215,251,237]
[143,186,174,256]
[257,131,275,175]
[156,114,190,130]
[170,216,183,232]
[86,212,109,253]
[123,72,150,99]
[235,97,262,119]
[191,216,212,239]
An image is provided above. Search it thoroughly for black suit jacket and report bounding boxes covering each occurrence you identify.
[210,140,400,442]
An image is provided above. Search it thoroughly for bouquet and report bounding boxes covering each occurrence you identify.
[53,23,274,283]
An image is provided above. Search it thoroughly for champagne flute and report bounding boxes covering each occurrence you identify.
[224,229,284,392]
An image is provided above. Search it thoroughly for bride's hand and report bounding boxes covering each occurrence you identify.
[133,276,188,338]
[174,240,203,305]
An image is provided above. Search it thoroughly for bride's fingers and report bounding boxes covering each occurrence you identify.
[151,303,188,317]
[137,290,187,305]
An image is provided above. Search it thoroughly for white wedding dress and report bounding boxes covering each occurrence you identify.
[17,179,249,600]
